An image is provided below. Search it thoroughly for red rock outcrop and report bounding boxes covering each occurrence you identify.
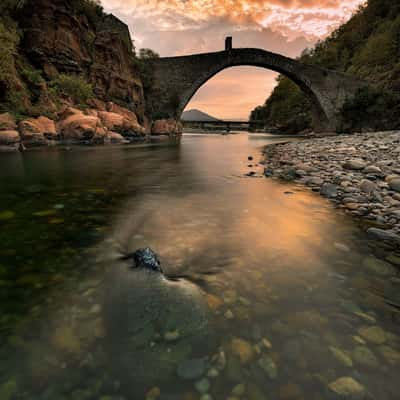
[18,0,145,122]
[19,116,58,145]
[58,107,104,142]
[0,113,20,150]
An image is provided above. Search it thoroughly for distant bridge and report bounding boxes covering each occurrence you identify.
[146,38,366,132]
[182,120,252,132]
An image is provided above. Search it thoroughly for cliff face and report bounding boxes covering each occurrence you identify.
[18,0,145,122]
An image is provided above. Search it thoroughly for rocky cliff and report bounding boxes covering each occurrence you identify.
[17,0,145,123]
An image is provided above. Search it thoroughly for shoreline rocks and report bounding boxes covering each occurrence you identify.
[262,131,400,249]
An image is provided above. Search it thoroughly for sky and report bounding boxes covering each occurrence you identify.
[102,0,365,119]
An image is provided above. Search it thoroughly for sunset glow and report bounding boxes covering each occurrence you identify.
[103,0,365,119]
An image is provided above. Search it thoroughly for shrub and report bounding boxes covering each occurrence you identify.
[340,86,400,131]
[71,0,104,25]
[0,22,19,85]
[49,74,93,104]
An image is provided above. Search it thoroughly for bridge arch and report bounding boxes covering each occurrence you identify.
[147,48,365,132]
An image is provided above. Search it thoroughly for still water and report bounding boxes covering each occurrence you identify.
[0,133,399,400]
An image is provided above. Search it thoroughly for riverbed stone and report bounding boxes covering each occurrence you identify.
[358,326,386,344]
[329,346,353,367]
[388,178,400,192]
[343,159,367,170]
[321,183,338,198]
[367,228,400,245]
[352,346,379,369]
[360,180,376,194]
[327,377,369,399]
[258,355,277,379]
[362,256,396,277]
[195,378,210,394]
[230,337,254,364]
[177,358,207,380]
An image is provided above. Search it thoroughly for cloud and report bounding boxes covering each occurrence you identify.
[102,0,365,119]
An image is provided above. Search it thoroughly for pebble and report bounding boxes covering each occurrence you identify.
[164,330,180,342]
[358,326,386,344]
[195,378,210,394]
[328,377,369,399]
[261,131,400,241]
[258,355,277,379]
[329,346,353,367]
[177,358,207,380]
[230,337,255,364]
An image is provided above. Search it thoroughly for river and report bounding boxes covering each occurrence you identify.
[0,133,399,399]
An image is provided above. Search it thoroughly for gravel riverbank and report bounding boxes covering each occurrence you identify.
[262,131,400,250]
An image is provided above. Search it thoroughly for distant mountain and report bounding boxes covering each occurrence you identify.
[182,109,221,122]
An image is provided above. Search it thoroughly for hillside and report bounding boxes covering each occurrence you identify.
[181,109,220,122]
[250,0,400,133]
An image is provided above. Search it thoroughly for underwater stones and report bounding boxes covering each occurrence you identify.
[279,383,303,399]
[334,243,351,252]
[164,330,180,342]
[230,337,255,364]
[207,368,219,378]
[366,228,400,246]
[213,350,226,371]
[146,387,160,400]
[352,346,379,369]
[0,211,16,221]
[258,355,277,379]
[224,310,234,319]
[206,294,223,310]
[0,380,17,400]
[177,358,207,380]
[378,345,400,364]
[329,346,353,367]
[52,326,81,354]
[231,383,246,396]
[195,378,210,394]
[327,377,369,399]
[261,338,272,350]
[358,326,386,344]
[362,256,396,277]
[128,247,163,273]
[223,290,238,304]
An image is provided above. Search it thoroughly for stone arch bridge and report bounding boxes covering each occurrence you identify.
[147,46,366,132]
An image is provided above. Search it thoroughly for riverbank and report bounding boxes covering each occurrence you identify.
[262,131,400,250]
[0,108,182,152]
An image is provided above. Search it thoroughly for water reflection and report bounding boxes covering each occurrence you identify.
[0,134,399,399]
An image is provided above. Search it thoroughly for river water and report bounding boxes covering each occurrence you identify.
[0,133,399,400]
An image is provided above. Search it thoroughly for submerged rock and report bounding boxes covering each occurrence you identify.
[367,228,400,246]
[102,247,214,388]
[177,358,207,380]
[121,247,163,273]
[327,377,370,399]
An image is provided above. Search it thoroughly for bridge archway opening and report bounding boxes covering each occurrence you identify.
[179,62,331,130]
[183,66,279,122]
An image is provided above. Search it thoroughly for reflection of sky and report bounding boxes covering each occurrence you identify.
[103,0,365,119]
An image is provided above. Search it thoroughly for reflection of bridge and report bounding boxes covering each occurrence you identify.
[146,38,367,132]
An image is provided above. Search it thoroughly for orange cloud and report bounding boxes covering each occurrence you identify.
[102,0,365,119]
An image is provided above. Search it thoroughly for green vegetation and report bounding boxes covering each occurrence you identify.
[134,48,159,92]
[49,74,94,104]
[250,76,311,133]
[71,0,104,25]
[0,23,19,86]
[251,0,400,133]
